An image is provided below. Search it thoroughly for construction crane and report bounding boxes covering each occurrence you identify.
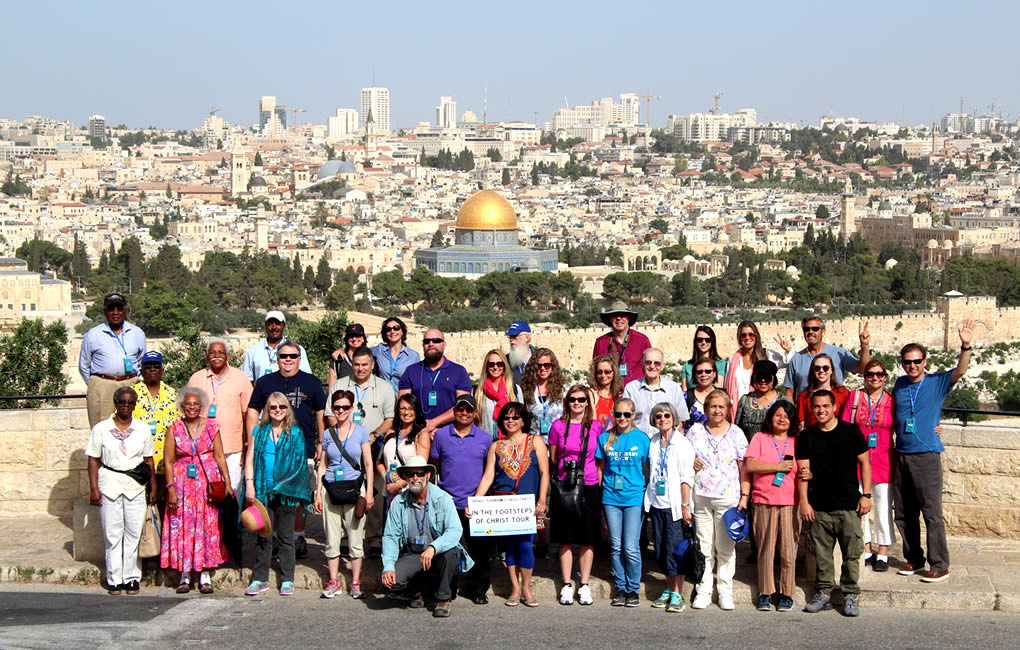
[713,92,724,115]
[277,106,307,130]
[638,94,660,126]
[209,107,221,117]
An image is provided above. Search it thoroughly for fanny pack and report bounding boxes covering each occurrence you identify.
[103,461,151,486]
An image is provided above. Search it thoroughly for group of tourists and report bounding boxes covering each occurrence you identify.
[83,292,974,618]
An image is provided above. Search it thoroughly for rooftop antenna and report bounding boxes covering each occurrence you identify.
[483,84,488,124]
[960,97,964,116]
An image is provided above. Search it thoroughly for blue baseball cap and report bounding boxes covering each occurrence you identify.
[140,351,164,366]
[672,538,692,561]
[505,321,531,337]
[723,507,750,542]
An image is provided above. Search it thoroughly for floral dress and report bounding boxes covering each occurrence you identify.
[160,419,227,572]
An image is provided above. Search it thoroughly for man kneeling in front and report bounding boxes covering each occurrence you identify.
[381,456,473,618]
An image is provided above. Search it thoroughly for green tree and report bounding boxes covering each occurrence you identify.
[15,239,73,278]
[501,168,511,185]
[303,265,316,294]
[429,229,446,248]
[649,218,669,233]
[314,257,332,295]
[116,237,146,293]
[286,312,349,380]
[815,205,830,220]
[0,319,69,408]
[71,235,90,287]
[147,243,191,294]
[791,275,831,307]
[673,155,688,176]
[254,151,264,166]
[324,281,355,310]
[372,269,418,313]
[486,147,502,162]
[530,165,539,186]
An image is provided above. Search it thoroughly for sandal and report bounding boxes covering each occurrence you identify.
[505,595,520,607]
[199,584,214,594]
[176,583,191,594]
[522,596,539,608]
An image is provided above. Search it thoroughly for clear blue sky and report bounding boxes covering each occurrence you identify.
[4,0,1017,131]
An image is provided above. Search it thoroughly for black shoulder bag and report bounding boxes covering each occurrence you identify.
[321,427,365,506]
[550,423,589,519]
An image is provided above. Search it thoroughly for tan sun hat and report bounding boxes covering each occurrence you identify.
[241,498,272,538]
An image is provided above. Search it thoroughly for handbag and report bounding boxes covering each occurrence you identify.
[197,455,226,504]
[138,504,161,558]
[322,427,366,510]
[103,461,150,486]
[681,520,706,584]
[550,423,590,519]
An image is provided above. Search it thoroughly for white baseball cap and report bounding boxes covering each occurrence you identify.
[264,310,286,323]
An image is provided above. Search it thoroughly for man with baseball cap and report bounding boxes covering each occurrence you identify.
[241,310,311,382]
[80,293,147,427]
[505,321,534,388]
[381,455,474,618]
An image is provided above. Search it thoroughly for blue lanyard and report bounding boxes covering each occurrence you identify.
[413,502,429,536]
[539,393,549,419]
[209,371,227,402]
[387,345,404,379]
[769,435,789,462]
[616,330,631,363]
[140,387,156,416]
[420,365,443,388]
[658,430,673,480]
[866,392,883,429]
[353,383,368,407]
[265,342,279,367]
[185,421,200,456]
[106,325,128,354]
[334,425,355,465]
[908,375,925,416]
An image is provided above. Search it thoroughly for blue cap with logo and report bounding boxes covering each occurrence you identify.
[140,351,164,366]
[505,321,531,337]
[723,507,750,542]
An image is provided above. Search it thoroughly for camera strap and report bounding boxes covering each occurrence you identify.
[564,421,591,482]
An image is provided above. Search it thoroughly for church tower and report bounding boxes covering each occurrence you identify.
[231,146,251,197]
[364,108,377,160]
[840,176,856,238]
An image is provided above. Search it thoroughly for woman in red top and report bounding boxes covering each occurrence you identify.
[588,354,624,433]
[796,353,850,429]
[840,359,895,572]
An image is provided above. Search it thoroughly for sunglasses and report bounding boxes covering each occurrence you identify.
[141,364,162,371]
[268,405,288,411]
[739,332,756,339]
[654,413,672,420]
[502,415,522,421]
[613,411,634,419]
[405,470,428,478]
[695,337,712,343]
[753,375,774,383]
[803,326,822,332]
[333,404,353,411]
[644,361,663,367]
[694,369,715,375]
[595,369,614,376]
[865,371,888,378]
[566,396,588,404]
[535,362,553,370]
[487,361,505,369]
[423,337,444,345]
[278,353,300,359]
[115,399,137,406]
[384,325,403,332]
[901,358,924,366]
[813,365,831,372]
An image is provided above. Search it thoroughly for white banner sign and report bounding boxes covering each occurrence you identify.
[467,494,536,537]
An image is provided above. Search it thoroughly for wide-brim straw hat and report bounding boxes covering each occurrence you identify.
[600,300,638,327]
[396,455,438,480]
[241,498,272,538]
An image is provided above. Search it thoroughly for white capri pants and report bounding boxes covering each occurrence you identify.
[862,482,895,547]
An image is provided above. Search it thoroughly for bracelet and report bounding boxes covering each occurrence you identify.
[740,493,749,498]
[861,492,872,498]
[960,346,972,351]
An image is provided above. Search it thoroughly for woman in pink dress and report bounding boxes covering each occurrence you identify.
[161,387,233,593]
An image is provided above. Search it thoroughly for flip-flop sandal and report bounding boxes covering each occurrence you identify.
[522,596,539,608]
[176,583,191,594]
[505,595,520,607]
[199,584,214,594]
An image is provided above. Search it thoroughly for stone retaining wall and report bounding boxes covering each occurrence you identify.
[0,408,1017,539]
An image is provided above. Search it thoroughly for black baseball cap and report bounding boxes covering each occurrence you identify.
[104,293,127,309]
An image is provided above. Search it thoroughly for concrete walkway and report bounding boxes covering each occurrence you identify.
[2,513,1017,612]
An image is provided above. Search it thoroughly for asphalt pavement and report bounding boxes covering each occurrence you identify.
[1,584,1019,650]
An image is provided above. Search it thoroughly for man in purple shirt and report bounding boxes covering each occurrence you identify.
[430,395,493,604]
[592,301,651,384]
[398,328,472,436]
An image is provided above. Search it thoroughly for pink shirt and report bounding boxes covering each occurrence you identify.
[548,419,602,485]
[187,366,253,455]
[592,329,651,384]
[840,389,895,484]
[745,432,799,506]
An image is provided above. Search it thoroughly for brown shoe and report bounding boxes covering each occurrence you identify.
[125,580,140,595]
[408,595,425,609]
[897,562,923,576]
[433,600,451,618]
[920,570,950,583]
[108,584,122,596]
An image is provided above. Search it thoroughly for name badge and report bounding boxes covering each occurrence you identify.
[868,432,878,448]
[773,472,786,487]
[148,422,157,436]
[389,462,398,472]
[353,412,363,424]
[187,463,197,478]
[905,418,916,434]
[413,536,426,547]
[613,475,624,490]
[655,479,666,496]
[208,404,217,418]
[540,419,551,434]
[334,468,344,481]
[123,358,134,373]
[619,364,628,377]
[427,391,438,407]
[264,368,272,376]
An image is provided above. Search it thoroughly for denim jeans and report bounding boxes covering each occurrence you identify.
[604,504,643,593]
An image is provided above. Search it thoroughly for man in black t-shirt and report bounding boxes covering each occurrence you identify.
[796,389,872,617]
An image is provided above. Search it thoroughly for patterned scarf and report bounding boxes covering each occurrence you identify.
[111,421,133,455]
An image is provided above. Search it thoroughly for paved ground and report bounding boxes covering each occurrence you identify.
[1,584,1019,650]
[2,513,1018,612]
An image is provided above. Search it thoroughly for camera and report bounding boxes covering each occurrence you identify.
[562,460,581,489]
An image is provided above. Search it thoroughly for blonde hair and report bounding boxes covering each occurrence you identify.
[604,397,635,453]
[258,391,297,432]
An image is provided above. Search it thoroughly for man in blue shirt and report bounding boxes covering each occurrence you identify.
[783,316,871,401]
[79,293,146,427]
[891,319,975,585]
[241,311,311,381]
[398,328,472,437]
[430,395,494,604]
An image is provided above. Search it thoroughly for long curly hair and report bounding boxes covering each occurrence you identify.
[521,347,564,405]
[589,354,624,398]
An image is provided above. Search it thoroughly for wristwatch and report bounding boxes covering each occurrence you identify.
[861,493,872,498]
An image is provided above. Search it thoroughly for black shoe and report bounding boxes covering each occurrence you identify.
[611,592,627,607]
[625,592,640,607]
[295,536,308,559]
[864,555,874,568]
[125,580,140,595]
[472,594,489,605]
[873,559,889,572]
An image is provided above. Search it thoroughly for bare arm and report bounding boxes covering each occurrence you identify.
[853,321,871,374]
[534,437,550,515]
[951,318,976,383]
[211,432,233,498]
[243,422,256,506]
[857,451,872,516]
[797,458,814,522]
[737,460,749,511]
[362,442,375,509]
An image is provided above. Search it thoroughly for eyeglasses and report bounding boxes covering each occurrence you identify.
[423,338,444,345]
[803,326,822,332]
[384,325,403,333]
[865,371,888,378]
[695,337,712,343]
[901,358,924,366]
[268,405,288,412]
[739,332,756,339]
[644,361,663,367]
[694,369,715,375]
[333,404,353,411]
[502,415,522,421]
[813,365,831,372]
[566,396,588,404]
[278,353,300,359]
[613,411,634,419]
[405,470,428,478]
[654,413,672,420]
[115,399,137,406]
[487,361,505,369]
[141,364,162,371]
[595,369,614,376]
[535,362,553,370]
[455,405,476,412]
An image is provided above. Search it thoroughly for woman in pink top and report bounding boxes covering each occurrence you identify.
[841,359,895,572]
[742,401,800,612]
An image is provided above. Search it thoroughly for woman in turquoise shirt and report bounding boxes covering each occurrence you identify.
[596,397,651,608]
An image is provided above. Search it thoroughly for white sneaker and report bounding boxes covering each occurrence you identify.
[577,584,593,606]
[718,593,735,611]
[691,592,712,609]
[559,583,575,605]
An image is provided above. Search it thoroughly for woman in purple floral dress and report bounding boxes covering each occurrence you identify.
[161,387,233,593]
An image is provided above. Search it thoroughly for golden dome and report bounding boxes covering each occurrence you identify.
[456,189,517,230]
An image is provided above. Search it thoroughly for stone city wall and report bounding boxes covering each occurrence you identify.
[1,407,1017,540]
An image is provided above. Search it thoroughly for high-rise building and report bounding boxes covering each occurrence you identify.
[87,115,106,140]
[618,93,641,126]
[328,109,359,139]
[258,96,287,136]
[360,87,390,133]
[549,94,642,132]
[436,96,457,129]
[668,109,756,142]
